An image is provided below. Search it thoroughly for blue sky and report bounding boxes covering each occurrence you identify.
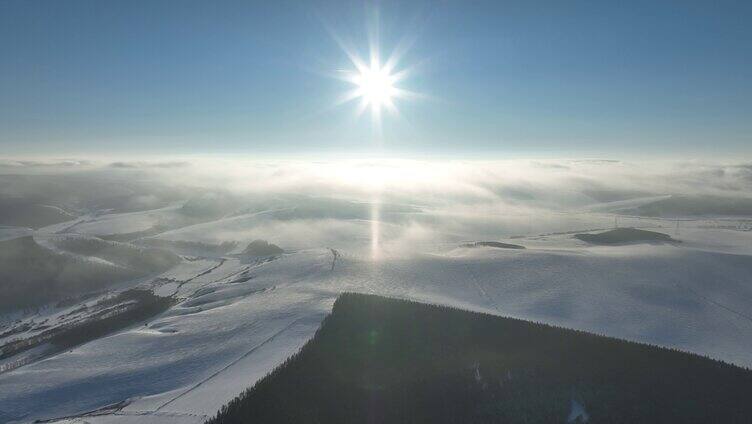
[1,0,750,158]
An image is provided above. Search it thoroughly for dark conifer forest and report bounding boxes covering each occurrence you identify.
[208,293,752,424]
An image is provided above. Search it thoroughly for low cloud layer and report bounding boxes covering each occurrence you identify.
[2,157,751,256]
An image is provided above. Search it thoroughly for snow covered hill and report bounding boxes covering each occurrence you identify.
[2,160,752,423]
[2,226,752,423]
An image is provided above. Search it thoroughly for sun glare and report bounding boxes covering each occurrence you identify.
[332,25,418,127]
[327,15,421,261]
[339,54,408,124]
[353,61,396,113]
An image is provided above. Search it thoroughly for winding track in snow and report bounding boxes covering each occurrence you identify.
[169,258,227,297]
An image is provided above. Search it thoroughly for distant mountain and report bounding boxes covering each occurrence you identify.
[0,174,187,219]
[624,195,752,217]
[139,238,238,256]
[575,228,677,245]
[242,239,283,256]
[50,235,180,271]
[0,199,75,229]
[0,236,179,312]
[462,241,526,249]
[209,293,752,424]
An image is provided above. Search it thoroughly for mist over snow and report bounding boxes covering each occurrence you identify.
[2,157,752,423]
[2,157,751,256]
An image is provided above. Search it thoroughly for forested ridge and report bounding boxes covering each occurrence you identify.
[209,293,752,424]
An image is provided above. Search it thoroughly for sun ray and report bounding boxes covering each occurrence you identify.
[331,22,419,128]
[335,87,365,106]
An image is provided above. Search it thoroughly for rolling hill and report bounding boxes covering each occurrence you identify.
[210,293,752,424]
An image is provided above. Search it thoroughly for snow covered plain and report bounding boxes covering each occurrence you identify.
[2,214,752,423]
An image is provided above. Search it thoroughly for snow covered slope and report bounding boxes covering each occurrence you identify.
[2,226,752,423]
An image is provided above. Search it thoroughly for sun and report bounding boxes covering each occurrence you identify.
[339,54,407,122]
[332,30,418,126]
[351,60,397,114]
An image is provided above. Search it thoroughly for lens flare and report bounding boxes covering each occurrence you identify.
[353,62,397,114]
[330,22,420,128]
[326,14,422,260]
